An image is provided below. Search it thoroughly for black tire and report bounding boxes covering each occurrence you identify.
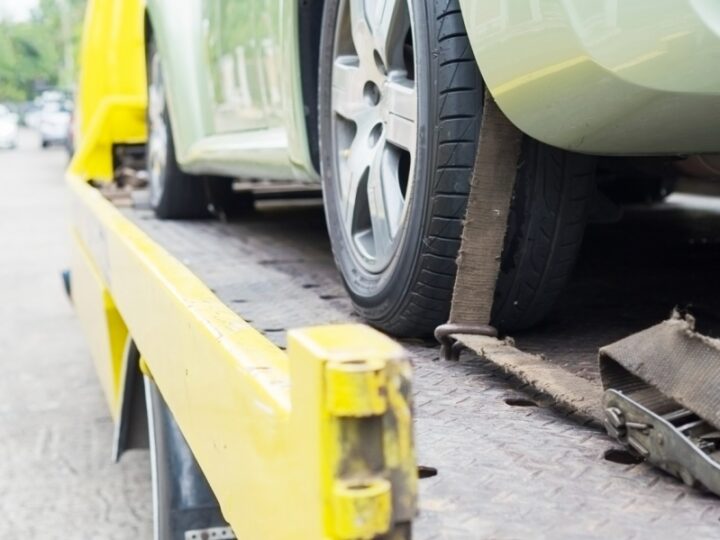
[320,0,481,337]
[491,140,596,331]
[150,114,212,219]
[146,36,227,219]
[144,378,230,539]
[319,0,595,336]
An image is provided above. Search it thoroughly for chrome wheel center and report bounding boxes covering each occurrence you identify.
[148,52,168,207]
[331,0,417,273]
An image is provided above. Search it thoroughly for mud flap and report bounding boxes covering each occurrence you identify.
[600,314,720,496]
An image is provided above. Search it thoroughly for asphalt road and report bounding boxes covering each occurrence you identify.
[0,129,153,538]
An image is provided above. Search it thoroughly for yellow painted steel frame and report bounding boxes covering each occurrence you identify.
[69,0,147,182]
[68,174,416,538]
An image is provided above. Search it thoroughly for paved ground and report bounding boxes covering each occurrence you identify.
[0,130,153,538]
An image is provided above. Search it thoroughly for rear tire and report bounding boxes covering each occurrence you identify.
[319,0,595,336]
[320,0,482,337]
[491,140,596,331]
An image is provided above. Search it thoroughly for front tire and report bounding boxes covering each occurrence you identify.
[319,0,595,336]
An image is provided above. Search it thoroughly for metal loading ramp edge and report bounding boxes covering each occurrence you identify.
[67,173,417,539]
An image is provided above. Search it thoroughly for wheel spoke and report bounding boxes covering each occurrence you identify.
[341,132,374,230]
[380,147,406,237]
[385,79,417,152]
[368,0,409,67]
[332,57,365,120]
[349,0,374,59]
[367,144,394,258]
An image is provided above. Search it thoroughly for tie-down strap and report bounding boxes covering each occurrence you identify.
[600,314,720,431]
[435,90,523,360]
[600,315,720,495]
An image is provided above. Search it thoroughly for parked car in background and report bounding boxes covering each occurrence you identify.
[65,107,75,157]
[0,104,19,149]
[39,101,72,148]
[23,105,42,129]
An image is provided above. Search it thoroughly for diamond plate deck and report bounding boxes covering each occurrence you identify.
[124,195,720,539]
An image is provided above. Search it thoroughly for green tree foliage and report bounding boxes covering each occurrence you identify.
[0,0,86,102]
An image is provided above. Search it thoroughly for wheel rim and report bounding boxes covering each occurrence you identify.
[148,51,168,208]
[331,0,417,273]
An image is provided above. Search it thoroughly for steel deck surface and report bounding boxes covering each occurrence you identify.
[123,195,720,539]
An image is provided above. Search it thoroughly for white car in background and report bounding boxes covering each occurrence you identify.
[38,101,72,148]
[0,105,18,150]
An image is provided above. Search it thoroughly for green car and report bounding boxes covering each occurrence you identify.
[146,0,720,336]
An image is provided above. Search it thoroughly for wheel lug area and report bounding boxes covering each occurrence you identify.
[363,81,381,106]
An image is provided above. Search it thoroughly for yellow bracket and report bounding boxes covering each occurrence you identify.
[69,95,146,182]
[67,174,417,538]
[70,0,147,182]
[290,326,416,539]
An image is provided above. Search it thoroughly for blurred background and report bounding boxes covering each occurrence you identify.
[0,1,154,536]
[0,0,85,154]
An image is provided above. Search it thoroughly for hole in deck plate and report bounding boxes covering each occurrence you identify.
[604,448,643,465]
[302,283,319,289]
[418,465,438,479]
[232,299,247,303]
[320,294,342,300]
[263,328,284,333]
[504,397,538,407]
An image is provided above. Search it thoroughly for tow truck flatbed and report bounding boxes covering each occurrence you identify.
[100,185,720,538]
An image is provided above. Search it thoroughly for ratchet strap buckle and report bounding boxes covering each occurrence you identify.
[603,388,720,494]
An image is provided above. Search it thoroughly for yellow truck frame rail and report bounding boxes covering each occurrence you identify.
[68,0,417,537]
[69,0,147,182]
[68,175,417,538]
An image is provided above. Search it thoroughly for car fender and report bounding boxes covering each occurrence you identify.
[146,0,214,167]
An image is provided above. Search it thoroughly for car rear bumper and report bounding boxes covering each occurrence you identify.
[460,0,720,155]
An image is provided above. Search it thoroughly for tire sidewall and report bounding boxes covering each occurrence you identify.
[319,0,434,323]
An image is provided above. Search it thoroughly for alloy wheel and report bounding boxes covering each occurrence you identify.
[330,0,417,273]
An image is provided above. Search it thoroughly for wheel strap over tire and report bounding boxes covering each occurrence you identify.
[435,90,523,360]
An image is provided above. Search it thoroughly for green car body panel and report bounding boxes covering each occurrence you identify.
[147,0,720,186]
[459,0,720,155]
[146,0,318,182]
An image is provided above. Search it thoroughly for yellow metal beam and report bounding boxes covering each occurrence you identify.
[70,229,128,418]
[67,174,416,538]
